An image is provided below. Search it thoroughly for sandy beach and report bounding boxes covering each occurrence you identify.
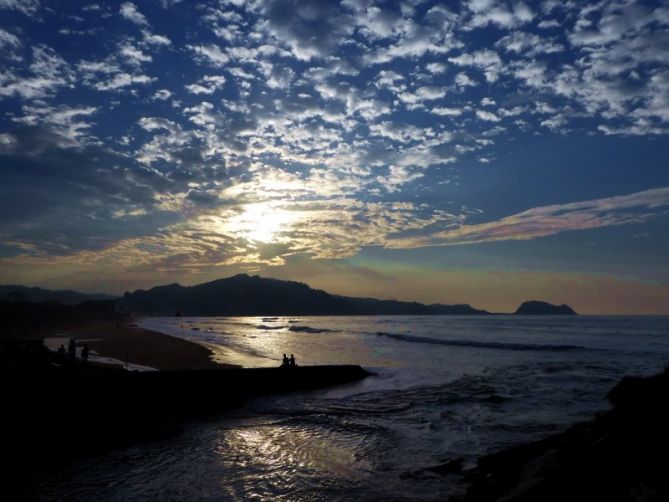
[52,320,239,371]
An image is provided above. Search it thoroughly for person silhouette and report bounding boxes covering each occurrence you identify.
[68,338,77,360]
[282,353,289,367]
[81,344,90,363]
[57,344,66,361]
[289,354,296,367]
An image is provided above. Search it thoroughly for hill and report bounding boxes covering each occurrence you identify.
[118,274,490,316]
[1,278,578,316]
[514,300,577,315]
[0,285,116,305]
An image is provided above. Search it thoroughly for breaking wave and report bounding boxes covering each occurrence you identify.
[289,325,337,334]
[371,331,586,351]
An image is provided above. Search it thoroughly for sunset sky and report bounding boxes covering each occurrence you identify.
[1,0,668,313]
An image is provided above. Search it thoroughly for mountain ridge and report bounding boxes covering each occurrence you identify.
[0,285,116,305]
[116,274,573,316]
[1,275,578,316]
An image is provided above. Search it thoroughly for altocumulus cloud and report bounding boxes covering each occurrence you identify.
[0,0,668,280]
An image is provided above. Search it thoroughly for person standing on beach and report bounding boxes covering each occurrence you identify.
[68,338,77,361]
[57,344,66,361]
[282,353,289,367]
[289,354,296,367]
[81,344,89,363]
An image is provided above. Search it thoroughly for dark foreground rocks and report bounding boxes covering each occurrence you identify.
[462,368,669,502]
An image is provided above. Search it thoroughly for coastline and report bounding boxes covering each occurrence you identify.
[459,368,669,502]
[137,317,277,368]
[51,319,239,370]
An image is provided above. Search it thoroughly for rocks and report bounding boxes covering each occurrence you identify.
[513,301,577,315]
[463,369,669,502]
[427,458,465,476]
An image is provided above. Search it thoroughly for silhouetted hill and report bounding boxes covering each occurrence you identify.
[342,296,489,315]
[119,274,490,316]
[1,300,119,339]
[514,300,577,315]
[0,285,116,305]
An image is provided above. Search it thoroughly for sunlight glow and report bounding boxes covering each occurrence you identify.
[226,202,303,244]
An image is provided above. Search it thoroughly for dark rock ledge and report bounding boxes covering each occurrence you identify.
[457,368,669,502]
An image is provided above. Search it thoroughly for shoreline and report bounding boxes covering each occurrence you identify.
[137,317,277,368]
[458,368,669,501]
[49,319,240,371]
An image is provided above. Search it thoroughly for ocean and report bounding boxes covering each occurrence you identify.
[35,315,669,501]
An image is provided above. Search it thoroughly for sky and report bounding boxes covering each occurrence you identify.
[0,0,668,314]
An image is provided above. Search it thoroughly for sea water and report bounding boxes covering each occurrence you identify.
[34,316,669,501]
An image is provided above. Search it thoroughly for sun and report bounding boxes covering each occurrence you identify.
[227,202,302,244]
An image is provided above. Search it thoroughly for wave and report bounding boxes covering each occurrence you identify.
[289,325,336,334]
[256,325,286,330]
[372,331,585,351]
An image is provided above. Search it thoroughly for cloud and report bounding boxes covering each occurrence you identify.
[187,44,229,67]
[431,106,464,116]
[476,110,501,122]
[369,122,434,143]
[11,103,97,146]
[454,72,476,87]
[495,31,563,56]
[0,0,39,15]
[466,0,534,29]
[142,30,171,46]
[152,89,172,100]
[120,2,149,26]
[388,187,669,248]
[0,45,74,99]
[449,49,503,82]
[1,0,668,290]
[426,62,447,74]
[185,75,227,95]
[260,0,355,60]
[398,86,447,109]
[0,27,20,49]
[0,125,180,255]
[119,43,151,66]
[358,5,407,40]
[93,72,154,91]
[364,7,460,65]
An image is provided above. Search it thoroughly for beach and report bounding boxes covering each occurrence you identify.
[32,314,667,501]
[59,320,239,370]
[1,300,235,370]
[4,313,669,501]
[1,312,371,501]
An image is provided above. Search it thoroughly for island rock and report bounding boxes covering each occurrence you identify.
[514,300,577,315]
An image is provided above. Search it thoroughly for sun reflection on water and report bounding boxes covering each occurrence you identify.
[213,420,373,498]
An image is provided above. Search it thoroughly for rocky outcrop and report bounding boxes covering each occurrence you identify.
[514,300,577,315]
[462,369,669,502]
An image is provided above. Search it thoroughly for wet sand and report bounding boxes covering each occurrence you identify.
[56,320,239,370]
